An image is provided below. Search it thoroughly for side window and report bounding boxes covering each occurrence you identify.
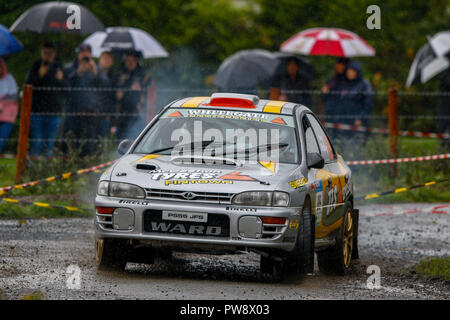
[306,114,335,161]
[302,116,320,154]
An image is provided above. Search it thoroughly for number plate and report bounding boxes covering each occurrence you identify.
[162,211,208,223]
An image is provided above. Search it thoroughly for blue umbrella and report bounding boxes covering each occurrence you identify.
[0,24,23,56]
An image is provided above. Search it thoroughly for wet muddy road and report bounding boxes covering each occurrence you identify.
[1,203,449,300]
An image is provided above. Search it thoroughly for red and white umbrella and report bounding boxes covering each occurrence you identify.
[281,27,375,57]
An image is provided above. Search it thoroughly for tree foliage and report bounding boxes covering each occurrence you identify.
[1,0,449,90]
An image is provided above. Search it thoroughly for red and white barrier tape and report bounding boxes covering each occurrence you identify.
[347,153,450,166]
[323,122,449,139]
[0,160,116,194]
[2,153,449,167]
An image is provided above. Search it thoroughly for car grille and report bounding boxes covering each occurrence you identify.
[143,210,230,238]
[145,188,234,204]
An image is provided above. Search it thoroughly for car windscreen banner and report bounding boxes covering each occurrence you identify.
[161,108,295,127]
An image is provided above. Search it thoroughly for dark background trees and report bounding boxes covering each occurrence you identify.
[1,0,449,91]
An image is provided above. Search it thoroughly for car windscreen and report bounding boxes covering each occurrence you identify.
[133,108,299,164]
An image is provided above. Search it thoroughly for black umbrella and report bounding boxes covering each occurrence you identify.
[406,31,450,87]
[213,49,281,90]
[10,1,104,35]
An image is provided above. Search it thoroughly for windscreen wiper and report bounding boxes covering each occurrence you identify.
[216,143,289,156]
[143,140,215,155]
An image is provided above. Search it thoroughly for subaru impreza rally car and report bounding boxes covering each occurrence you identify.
[95,93,359,277]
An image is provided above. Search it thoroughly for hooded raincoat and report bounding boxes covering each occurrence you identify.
[324,60,374,126]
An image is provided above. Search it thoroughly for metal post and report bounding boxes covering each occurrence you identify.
[388,86,398,177]
[15,85,33,183]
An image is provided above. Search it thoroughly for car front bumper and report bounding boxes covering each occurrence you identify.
[94,196,302,252]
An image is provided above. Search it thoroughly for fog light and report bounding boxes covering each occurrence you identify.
[238,216,263,239]
[113,208,135,230]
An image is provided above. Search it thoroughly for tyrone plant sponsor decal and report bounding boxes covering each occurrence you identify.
[149,169,222,181]
[147,169,259,185]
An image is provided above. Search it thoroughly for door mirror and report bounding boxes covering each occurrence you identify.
[307,152,325,169]
[117,139,133,155]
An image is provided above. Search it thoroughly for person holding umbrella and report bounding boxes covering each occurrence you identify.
[97,50,117,138]
[0,24,22,153]
[0,58,18,153]
[405,31,450,148]
[332,60,374,143]
[321,57,350,137]
[63,43,108,156]
[25,41,64,157]
[273,58,313,106]
[114,50,152,140]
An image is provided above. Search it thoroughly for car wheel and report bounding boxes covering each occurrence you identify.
[286,199,315,275]
[317,201,354,275]
[95,238,129,271]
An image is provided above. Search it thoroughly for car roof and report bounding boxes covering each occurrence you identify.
[169,93,311,116]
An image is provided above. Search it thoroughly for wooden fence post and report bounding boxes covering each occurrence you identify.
[388,86,398,177]
[15,85,33,183]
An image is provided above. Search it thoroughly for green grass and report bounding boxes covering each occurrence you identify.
[415,257,450,280]
[337,134,450,204]
[0,158,16,186]
[0,147,110,219]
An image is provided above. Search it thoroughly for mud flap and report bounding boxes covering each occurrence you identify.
[352,209,359,259]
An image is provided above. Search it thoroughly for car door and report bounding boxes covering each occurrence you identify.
[305,114,348,235]
[300,114,333,232]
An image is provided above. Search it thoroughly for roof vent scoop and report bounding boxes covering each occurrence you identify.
[208,93,259,108]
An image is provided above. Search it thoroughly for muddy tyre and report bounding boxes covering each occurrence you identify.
[286,200,315,275]
[95,238,129,271]
[317,202,355,275]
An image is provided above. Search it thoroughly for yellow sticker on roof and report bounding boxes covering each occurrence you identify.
[181,97,209,108]
[263,101,287,114]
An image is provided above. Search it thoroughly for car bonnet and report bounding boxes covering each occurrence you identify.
[106,154,299,194]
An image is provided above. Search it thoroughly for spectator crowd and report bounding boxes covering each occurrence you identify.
[0,46,448,157]
[0,42,155,157]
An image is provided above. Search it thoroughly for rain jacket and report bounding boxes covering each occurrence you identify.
[64,59,108,113]
[0,58,18,123]
[25,58,64,113]
[116,65,152,114]
[277,73,312,107]
[323,60,374,125]
[321,73,347,121]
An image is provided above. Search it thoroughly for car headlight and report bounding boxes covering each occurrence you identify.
[97,181,109,196]
[97,181,145,199]
[272,191,290,207]
[232,191,290,207]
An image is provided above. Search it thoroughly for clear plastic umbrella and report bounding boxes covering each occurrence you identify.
[82,27,168,58]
